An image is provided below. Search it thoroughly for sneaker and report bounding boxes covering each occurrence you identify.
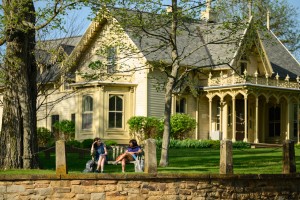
[94,170,100,173]
[113,161,118,165]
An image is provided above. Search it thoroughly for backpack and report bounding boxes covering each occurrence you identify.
[82,160,96,173]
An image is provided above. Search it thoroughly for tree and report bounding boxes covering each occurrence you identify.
[216,0,300,59]
[82,0,246,166]
[0,0,93,169]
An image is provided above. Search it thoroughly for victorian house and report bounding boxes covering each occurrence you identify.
[16,4,300,144]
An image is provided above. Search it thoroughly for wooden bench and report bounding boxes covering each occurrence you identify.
[106,145,143,164]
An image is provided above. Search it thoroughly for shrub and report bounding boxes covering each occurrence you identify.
[81,139,93,148]
[170,113,196,139]
[127,116,161,142]
[53,120,75,141]
[37,127,52,147]
[232,141,251,149]
[155,139,250,149]
[66,140,81,148]
[104,140,118,148]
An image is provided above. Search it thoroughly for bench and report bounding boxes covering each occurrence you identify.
[106,145,143,164]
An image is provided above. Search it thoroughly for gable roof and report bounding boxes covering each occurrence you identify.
[260,31,300,79]
[56,8,300,82]
[110,9,246,69]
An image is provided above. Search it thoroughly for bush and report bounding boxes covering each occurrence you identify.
[104,140,118,148]
[66,140,81,148]
[155,139,250,149]
[127,116,161,142]
[81,139,93,148]
[170,114,196,139]
[53,120,75,141]
[37,127,52,147]
[232,141,251,149]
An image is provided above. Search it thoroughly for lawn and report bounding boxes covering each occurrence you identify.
[1,147,300,174]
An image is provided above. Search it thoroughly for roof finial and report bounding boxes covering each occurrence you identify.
[267,10,270,30]
[248,0,252,18]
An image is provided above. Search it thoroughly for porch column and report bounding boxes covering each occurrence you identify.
[254,96,259,143]
[286,100,291,140]
[243,96,248,142]
[209,98,212,138]
[297,101,300,144]
[232,97,236,142]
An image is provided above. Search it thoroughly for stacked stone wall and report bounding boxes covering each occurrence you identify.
[0,174,300,200]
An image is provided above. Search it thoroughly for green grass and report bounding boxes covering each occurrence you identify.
[1,147,300,174]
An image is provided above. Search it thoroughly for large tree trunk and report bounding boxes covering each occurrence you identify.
[159,0,179,167]
[0,0,38,169]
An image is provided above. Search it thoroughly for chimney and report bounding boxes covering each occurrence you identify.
[267,10,270,30]
[201,0,217,23]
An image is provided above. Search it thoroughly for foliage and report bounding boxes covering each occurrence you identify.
[81,139,94,149]
[66,140,81,148]
[155,139,250,149]
[232,141,251,149]
[104,140,118,148]
[127,116,162,142]
[37,127,52,147]
[170,114,196,140]
[53,120,75,141]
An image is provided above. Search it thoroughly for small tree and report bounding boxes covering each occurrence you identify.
[170,113,196,140]
[53,120,75,141]
[127,116,161,143]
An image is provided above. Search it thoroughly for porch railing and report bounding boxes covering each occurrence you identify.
[208,71,300,90]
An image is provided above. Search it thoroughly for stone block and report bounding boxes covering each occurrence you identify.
[56,140,68,175]
[91,193,105,200]
[6,185,25,193]
[144,139,157,173]
[219,140,233,174]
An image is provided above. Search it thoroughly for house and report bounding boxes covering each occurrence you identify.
[31,4,300,144]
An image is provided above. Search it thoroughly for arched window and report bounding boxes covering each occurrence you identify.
[176,97,186,113]
[109,95,123,128]
[82,96,93,129]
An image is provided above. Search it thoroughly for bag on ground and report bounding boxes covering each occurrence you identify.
[82,159,96,173]
[134,158,144,172]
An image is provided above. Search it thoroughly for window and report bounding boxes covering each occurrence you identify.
[269,106,280,137]
[228,105,231,126]
[51,115,59,133]
[82,96,93,129]
[240,62,247,75]
[109,95,123,128]
[71,113,75,124]
[176,98,186,113]
[107,46,117,73]
[293,104,298,137]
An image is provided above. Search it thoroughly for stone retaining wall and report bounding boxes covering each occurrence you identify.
[1,174,300,200]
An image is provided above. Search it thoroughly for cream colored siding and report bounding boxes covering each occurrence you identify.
[198,96,209,139]
[147,70,165,117]
[37,90,76,131]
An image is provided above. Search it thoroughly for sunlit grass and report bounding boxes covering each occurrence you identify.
[0,147,299,174]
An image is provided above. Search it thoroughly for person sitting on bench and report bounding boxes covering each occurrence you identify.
[113,139,142,173]
[91,137,107,173]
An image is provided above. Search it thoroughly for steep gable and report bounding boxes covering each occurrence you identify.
[259,31,300,79]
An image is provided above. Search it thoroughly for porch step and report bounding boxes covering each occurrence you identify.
[250,143,282,148]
